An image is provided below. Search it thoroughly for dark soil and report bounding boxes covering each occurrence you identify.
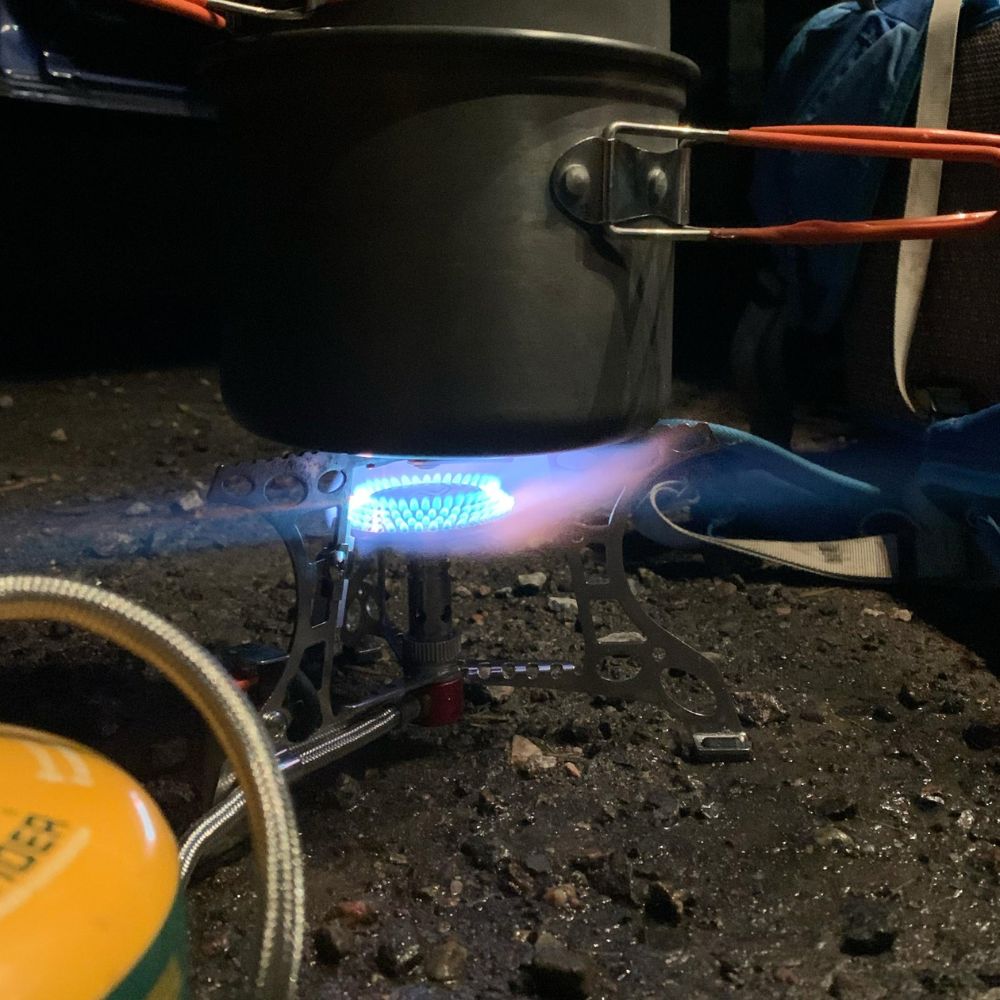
[2,368,1000,1000]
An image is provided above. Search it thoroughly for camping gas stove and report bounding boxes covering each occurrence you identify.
[181,422,750,878]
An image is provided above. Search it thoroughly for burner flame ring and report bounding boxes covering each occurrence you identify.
[348,472,514,535]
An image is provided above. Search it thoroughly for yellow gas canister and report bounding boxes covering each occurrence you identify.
[0,724,187,1000]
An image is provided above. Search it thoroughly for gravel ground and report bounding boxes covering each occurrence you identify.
[1,369,1000,1000]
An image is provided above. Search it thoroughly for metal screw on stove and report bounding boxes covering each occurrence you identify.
[647,166,670,210]
[262,709,291,744]
[558,163,591,202]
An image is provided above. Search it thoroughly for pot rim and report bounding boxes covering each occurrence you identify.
[204,23,699,83]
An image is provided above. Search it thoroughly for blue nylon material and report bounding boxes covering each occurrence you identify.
[751,0,1000,339]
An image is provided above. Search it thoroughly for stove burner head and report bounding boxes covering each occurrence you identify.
[348,472,515,535]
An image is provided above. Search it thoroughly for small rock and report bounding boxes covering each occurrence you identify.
[453,584,472,598]
[477,788,501,815]
[509,734,556,773]
[88,529,141,559]
[957,809,975,832]
[734,691,789,728]
[800,699,828,724]
[898,685,929,710]
[598,631,645,645]
[585,851,637,905]
[871,704,896,723]
[543,883,582,909]
[829,968,888,999]
[915,785,946,811]
[840,898,895,956]
[775,604,793,617]
[644,882,686,924]
[488,685,515,705]
[424,938,468,983]
[376,925,423,977]
[500,858,535,896]
[473,584,492,598]
[314,921,355,965]
[529,932,595,1000]
[964,722,1000,751]
[523,852,552,876]
[0,395,13,409]
[49,427,68,443]
[460,836,510,872]
[862,607,885,618]
[515,571,547,595]
[815,826,855,851]
[546,595,578,621]
[172,489,205,514]
[564,761,582,779]
[332,899,377,926]
[494,586,513,599]
[124,501,152,517]
[816,796,858,821]
[448,879,463,897]
[890,608,913,622]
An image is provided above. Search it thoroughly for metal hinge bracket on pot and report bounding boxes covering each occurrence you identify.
[552,123,725,240]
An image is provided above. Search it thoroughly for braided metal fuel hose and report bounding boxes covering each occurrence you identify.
[180,701,419,885]
[0,576,305,1000]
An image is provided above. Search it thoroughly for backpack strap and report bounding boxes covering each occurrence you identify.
[894,0,964,413]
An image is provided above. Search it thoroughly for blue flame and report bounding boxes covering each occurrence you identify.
[348,471,515,534]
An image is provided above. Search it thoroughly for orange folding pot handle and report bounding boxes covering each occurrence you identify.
[551,122,1000,245]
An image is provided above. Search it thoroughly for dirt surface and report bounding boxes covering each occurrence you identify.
[2,368,1000,1000]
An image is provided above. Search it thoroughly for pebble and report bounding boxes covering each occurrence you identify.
[523,852,552,876]
[476,788,501,814]
[584,851,637,905]
[916,785,946,811]
[964,722,1000,751]
[775,604,793,617]
[125,501,152,517]
[453,584,472,598]
[816,795,858,821]
[460,835,510,872]
[564,761,582,779]
[510,734,557,774]
[49,428,68,443]
[424,937,468,983]
[815,826,855,851]
[734,691,789,727]
[376,925,423,977]
[0,395,13,409]
[800,699,828,723]
[546,595,578,621]
[172,489,205,514]
[840,898,895,956]
[543,883,582,909]
[313,921,355,965]
[332,899,377,926]
[488,685,515,705]
[515,572,547,596]
[644,882,686,924]
[598,631,644,645]
[529,932,595,1000]
[88,529,141,559]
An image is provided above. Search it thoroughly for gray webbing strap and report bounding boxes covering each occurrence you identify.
[894,0,963,412]
[647,486,899,582]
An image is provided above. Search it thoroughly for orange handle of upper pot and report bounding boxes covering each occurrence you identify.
[711,124,1000,244]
